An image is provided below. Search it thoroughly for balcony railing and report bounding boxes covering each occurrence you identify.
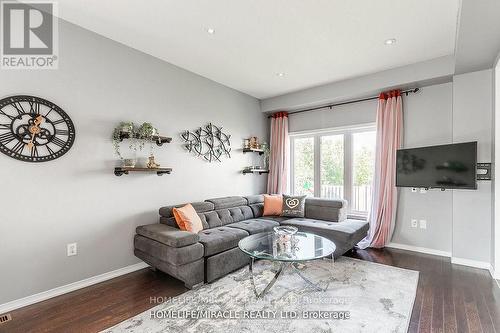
[320,185,372,213]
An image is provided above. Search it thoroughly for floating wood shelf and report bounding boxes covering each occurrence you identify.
[243,148,264,155]
[118,131,172,146]
[242,169,269,175]
[114,167,172,176]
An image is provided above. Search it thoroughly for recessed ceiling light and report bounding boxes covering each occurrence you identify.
[276,72,285,77]
[206,28,216,35]
[384,38,397,45]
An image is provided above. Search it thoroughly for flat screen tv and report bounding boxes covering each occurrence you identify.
[396,142,477,190]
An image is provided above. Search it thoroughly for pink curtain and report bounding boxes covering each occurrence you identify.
[358,90,403,249]
[267,112,289,194]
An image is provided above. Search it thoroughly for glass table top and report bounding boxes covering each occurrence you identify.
[238,231,336,262]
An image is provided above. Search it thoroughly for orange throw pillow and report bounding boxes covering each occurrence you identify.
[172,204,203,233]
[263,194,283,216]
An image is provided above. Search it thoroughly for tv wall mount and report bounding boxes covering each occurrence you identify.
[476,163,491,181]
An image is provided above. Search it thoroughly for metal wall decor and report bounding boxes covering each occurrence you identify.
[181,123,231,162]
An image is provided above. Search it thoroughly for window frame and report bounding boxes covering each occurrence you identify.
[289,123,376,219]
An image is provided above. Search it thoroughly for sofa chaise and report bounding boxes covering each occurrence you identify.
[134,195,369,288]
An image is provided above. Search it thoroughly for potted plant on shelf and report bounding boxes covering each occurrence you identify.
[138,122,160,167]
[137,122,158,154]
[112,121,138,167]
[112,121,161,168]
[261,142,270,170]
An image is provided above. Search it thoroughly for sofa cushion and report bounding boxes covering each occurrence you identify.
[228,206,254,223]
[281,194,307,217]
[305,198,346,208]
[136,223,199,248]
[259,215,289,223]
[197,227,249,256]
[249,202,264,218]
[201,206,254,228]
[263,194,283,216]
[173,204,203,233]
[280,218,369,246]
[161,214,210,230]
[245,195,264,218]
[305,198,348,222]
[159,202,214,218]
[205,196,247,210]
[225,218,279,234]
[245,194,264,205]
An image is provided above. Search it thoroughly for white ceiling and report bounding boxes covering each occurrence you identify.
[56,0,460,99]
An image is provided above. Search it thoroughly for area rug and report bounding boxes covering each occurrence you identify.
[104,257,418,333]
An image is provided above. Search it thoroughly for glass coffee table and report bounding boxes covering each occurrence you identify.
[238,231,336,298]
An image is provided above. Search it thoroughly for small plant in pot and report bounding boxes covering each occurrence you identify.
[261,142,270,170]
[137,122,158,155]
[112,121,138,167]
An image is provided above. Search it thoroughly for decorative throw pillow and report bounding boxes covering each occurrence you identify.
[281,194,307,217]
[172,204,203,233]
[263,194,283,216]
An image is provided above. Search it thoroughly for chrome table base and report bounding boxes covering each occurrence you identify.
[248,255,334,298]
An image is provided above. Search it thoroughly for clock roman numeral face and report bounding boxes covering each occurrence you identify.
[0,132,15,145]
[0,96,75,162]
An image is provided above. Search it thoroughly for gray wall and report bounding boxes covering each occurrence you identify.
[491,54,500,279]
[0,21,267,304]
[452,70,493,263]
[289,83,455,253]
[393,83,453,252]
[494,55,500,275]
[289,79,493,260]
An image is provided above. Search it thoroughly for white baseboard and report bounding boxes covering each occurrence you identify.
[0,262,149,315]
[386,242,452,257]
[451,257,491,270]
[387,243,500,280]
[489,265,500,280]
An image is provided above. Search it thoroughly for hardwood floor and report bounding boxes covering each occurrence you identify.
[2,248,499,333]
[0,269,187,333]
[346,248,500,333]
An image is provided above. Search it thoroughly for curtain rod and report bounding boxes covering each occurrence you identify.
[268,88,420,118]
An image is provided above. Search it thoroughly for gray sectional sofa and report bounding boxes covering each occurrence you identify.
[134,195,369,288]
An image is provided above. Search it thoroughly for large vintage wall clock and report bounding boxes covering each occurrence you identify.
[0,95,75,162]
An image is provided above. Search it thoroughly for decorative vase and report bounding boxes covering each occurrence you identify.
[123,158,137,168]
[243,139,250,149]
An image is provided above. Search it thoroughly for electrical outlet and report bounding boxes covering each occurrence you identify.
[419,220,427,229]
[67,243,77,256]
[411,188,417,193]
[419,188,427,194]
[411,219,418,228]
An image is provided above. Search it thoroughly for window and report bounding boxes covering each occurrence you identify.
[320,135,344,199]
[293,137,314,196]
[290,125,376,217]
